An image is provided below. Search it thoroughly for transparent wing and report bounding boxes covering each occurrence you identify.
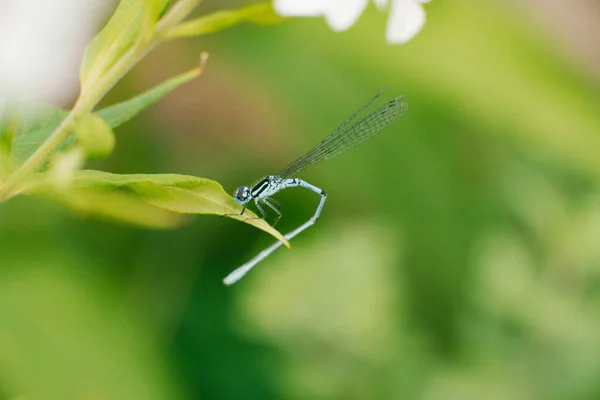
[277,94,408,179]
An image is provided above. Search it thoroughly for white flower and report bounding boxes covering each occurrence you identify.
[0,1,108,104]
[273,0,430,44]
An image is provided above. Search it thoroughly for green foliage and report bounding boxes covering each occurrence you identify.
[73,114,115,159]
[158,0,174,18]
[96,57,205,127]
[0,105,18,176]
[70,170,289,245]
[12,128,66,161]
[2,0,600,399]
[166,2,283,40]
[12,61,204,161]
[50,186,185,229]
[79,0,167,94]
[0,1,286,242]
[10,104,69,161]
[15,104,69,137]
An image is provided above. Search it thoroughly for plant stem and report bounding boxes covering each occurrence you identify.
[155,0,203,37]
[0,1,202,201]
[0,43,149,200]
[0,105,79,200]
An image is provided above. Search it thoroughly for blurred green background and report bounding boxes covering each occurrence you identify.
[3,0,600,398]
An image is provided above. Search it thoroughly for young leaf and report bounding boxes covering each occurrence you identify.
[13,103,68,137]
[165,2,283,40]
[11,112,116,171]
[72,170,290,247]
[79,0,166,93]
[96,53,207,128]
[73,114,115,159]
[12,128,65,161]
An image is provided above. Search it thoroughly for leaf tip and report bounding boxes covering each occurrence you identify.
[199,52,209,71]
[187,52,209,78]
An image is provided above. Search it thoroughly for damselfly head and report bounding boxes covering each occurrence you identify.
[234,186,250,204]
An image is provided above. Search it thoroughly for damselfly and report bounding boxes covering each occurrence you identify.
[224,90,408,285]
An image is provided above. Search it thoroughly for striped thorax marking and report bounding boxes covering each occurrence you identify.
[250,176,300,199]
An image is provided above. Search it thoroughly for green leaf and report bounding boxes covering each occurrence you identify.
[12,58,206,162]
[18,172,184,229]
[96,55,206,127]
[57,187,185,229]
[0,104,19,175]
[166,2,283,40]
[12,128,68,161]
[6,104,69,162]
[79,0,166,93]
[158,0,173,18]
[14,104,68,137]
[72,170,290,247]
[73,114,115,159]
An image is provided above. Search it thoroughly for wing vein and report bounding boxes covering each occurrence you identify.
[277,94,408,179]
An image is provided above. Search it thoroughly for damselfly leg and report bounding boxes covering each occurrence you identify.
[263,198,282,227]
[242,199,268,223]
[221,204,248,219]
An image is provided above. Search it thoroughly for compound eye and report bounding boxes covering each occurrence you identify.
[235,186,248,201]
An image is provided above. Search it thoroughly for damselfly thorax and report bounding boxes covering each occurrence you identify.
[250,176,284,199]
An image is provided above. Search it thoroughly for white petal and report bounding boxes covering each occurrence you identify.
[0,0,108,103]
[273,0,326,16]
[373,0,389,10]
[386,0,426,44]
[324,0,368,31]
